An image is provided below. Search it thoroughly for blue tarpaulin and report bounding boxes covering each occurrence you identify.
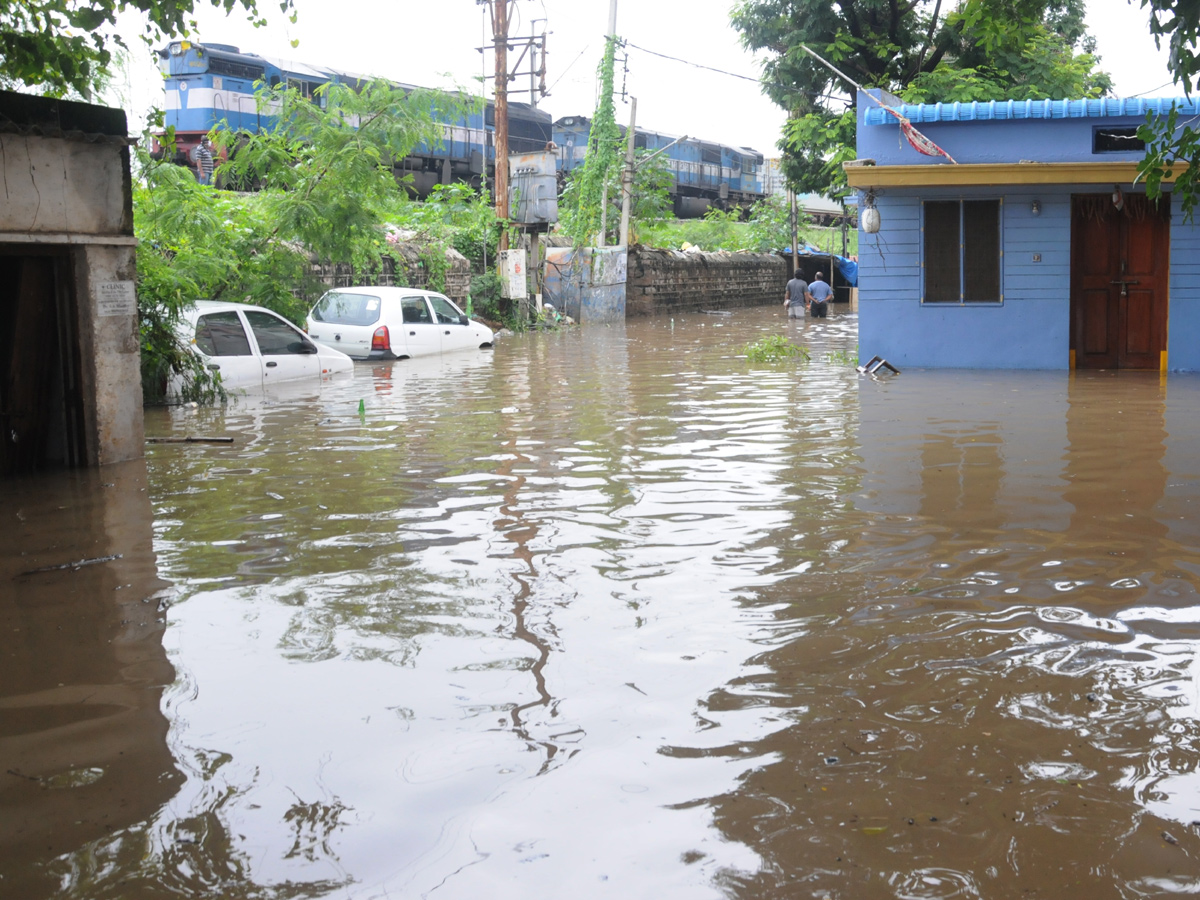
[779,244,858,287]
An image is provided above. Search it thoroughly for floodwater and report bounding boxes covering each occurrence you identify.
[5,305,1200,899]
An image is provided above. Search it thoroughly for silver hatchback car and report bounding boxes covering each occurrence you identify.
[305,287,494,360]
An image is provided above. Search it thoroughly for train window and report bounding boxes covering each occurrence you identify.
[634,134,648,150]
[268,74,281,88]
[701,144,721,165]
[210,56,266,81]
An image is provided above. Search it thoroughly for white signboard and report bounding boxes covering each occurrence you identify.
[95,281,137,317]
[499,249,527,300]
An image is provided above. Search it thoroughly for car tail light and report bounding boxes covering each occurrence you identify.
[371,326,390,352]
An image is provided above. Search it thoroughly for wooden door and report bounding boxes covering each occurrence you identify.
[1071,193,1170,369]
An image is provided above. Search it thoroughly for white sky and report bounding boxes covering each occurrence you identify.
[110,0,1176,154]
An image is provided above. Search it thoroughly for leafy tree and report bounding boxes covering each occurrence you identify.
[135,79,465,403]
[0,0,292,97]
[732,0,1110,198]
[1136,1,1200,221]
[559,38,624,246]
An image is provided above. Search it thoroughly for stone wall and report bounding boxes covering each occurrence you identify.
[626,247,788,317]
[307,243,472,305]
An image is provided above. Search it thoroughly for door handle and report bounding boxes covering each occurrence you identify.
[265,361,278,368]
[444,330,451,335]
[1110,278,1141,285]
[207,363,220,370]
[409,331,416,336]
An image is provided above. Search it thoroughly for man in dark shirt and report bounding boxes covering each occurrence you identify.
[783,270,810,319]
[195,137,215,186]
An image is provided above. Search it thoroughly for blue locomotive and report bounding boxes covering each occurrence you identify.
[553,115,766,217]
[156,40,553,196]
[156,42,766,216]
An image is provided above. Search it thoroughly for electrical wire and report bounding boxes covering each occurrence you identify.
[622,40,852,107]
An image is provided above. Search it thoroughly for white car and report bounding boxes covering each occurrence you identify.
[305,287,494,360]
[176,300,354,392]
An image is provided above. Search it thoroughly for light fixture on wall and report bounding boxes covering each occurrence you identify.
[1030,199,1041,216]
[861,189,881,234]
[1112,185,1125,211]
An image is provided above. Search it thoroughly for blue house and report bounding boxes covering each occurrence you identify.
[848,89,1200,371]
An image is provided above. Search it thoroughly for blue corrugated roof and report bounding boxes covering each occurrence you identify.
[863,97,1200,126]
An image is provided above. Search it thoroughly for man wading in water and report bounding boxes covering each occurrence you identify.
[808,271,833,318]
[783,270,810,319]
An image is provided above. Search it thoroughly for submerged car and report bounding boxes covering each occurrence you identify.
[305,287,494,360]
[175,300,353,392]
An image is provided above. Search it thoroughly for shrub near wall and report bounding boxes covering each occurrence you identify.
[626,247,788,317]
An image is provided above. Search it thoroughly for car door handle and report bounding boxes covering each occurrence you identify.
[207,363,220,370]
[409,330,416,336]
[444,330,451,335]
[265,361,278,368]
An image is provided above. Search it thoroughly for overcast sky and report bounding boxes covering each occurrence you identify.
[112,0,1176,155]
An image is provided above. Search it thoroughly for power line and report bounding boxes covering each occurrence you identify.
[622,40,852,107]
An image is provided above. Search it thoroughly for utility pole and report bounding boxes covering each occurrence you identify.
[618,96,637,248]
[482,0,515,252]
[789,188,799,274]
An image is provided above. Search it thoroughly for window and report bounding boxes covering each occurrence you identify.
[428,295,464,325]
[401,297,432,324]
[312,291,381,326]
[195,312,252,356]
[923,199,1001,304]
[244,311,315,355]
[1094,127,1145,153]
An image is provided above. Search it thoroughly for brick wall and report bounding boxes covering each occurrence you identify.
[306,244,472,305]
[626,247,788,317]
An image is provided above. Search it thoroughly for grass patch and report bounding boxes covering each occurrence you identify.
[742,334,811,363]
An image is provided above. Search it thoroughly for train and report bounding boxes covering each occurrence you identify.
[553,116,766,218]
[156,41,767,217]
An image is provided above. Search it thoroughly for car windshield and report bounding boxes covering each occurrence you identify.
[311,292,382,326]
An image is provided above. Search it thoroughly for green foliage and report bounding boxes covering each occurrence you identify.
[826,346,858,366]
[745,194,810,252]
[559,38,624,245]
[0,0,290,97]
[731,0,1111,197]
[396,183,501,266]
[742,333,810,363]
[135,79,459,404]
[1135,1,1200,218]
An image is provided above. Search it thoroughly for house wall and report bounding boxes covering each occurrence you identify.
[1168,206,1200,372]
[859,185,1074,369]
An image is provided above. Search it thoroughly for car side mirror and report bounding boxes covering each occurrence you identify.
[458,314,469,326]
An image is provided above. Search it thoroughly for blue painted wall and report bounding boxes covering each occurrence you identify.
[859,186,1074,369]
[855,90,1200,372]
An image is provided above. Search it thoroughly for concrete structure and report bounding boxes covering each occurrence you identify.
[625,248,786,317]
[0,91,142,474]
[848,90,1200,371]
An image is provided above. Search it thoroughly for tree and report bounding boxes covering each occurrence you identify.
[732,0,1110,198]
[136,79,461,402]
[1136,1,1200,220]
[0,0,292,97]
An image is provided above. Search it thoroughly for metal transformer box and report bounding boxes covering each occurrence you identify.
[508,150,558,225]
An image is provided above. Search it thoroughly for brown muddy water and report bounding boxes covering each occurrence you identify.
[5,305,1200,899]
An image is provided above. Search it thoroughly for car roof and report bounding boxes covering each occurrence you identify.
[318,286,446,299]
[184,300,297,323]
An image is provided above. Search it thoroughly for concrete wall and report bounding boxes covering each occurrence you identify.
[0,91,142,469]
[626,247,786,317]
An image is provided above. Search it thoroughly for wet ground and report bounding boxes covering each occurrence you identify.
[5,305,1200,898]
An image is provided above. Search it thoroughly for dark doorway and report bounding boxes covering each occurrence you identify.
[0,249,85,475]
[1070,193,1170,369]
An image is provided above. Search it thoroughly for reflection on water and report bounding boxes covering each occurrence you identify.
[7,305,1200,898]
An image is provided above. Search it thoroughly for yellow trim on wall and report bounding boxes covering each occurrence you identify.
[844,161,1186,188]
[1161,350,1169,373]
